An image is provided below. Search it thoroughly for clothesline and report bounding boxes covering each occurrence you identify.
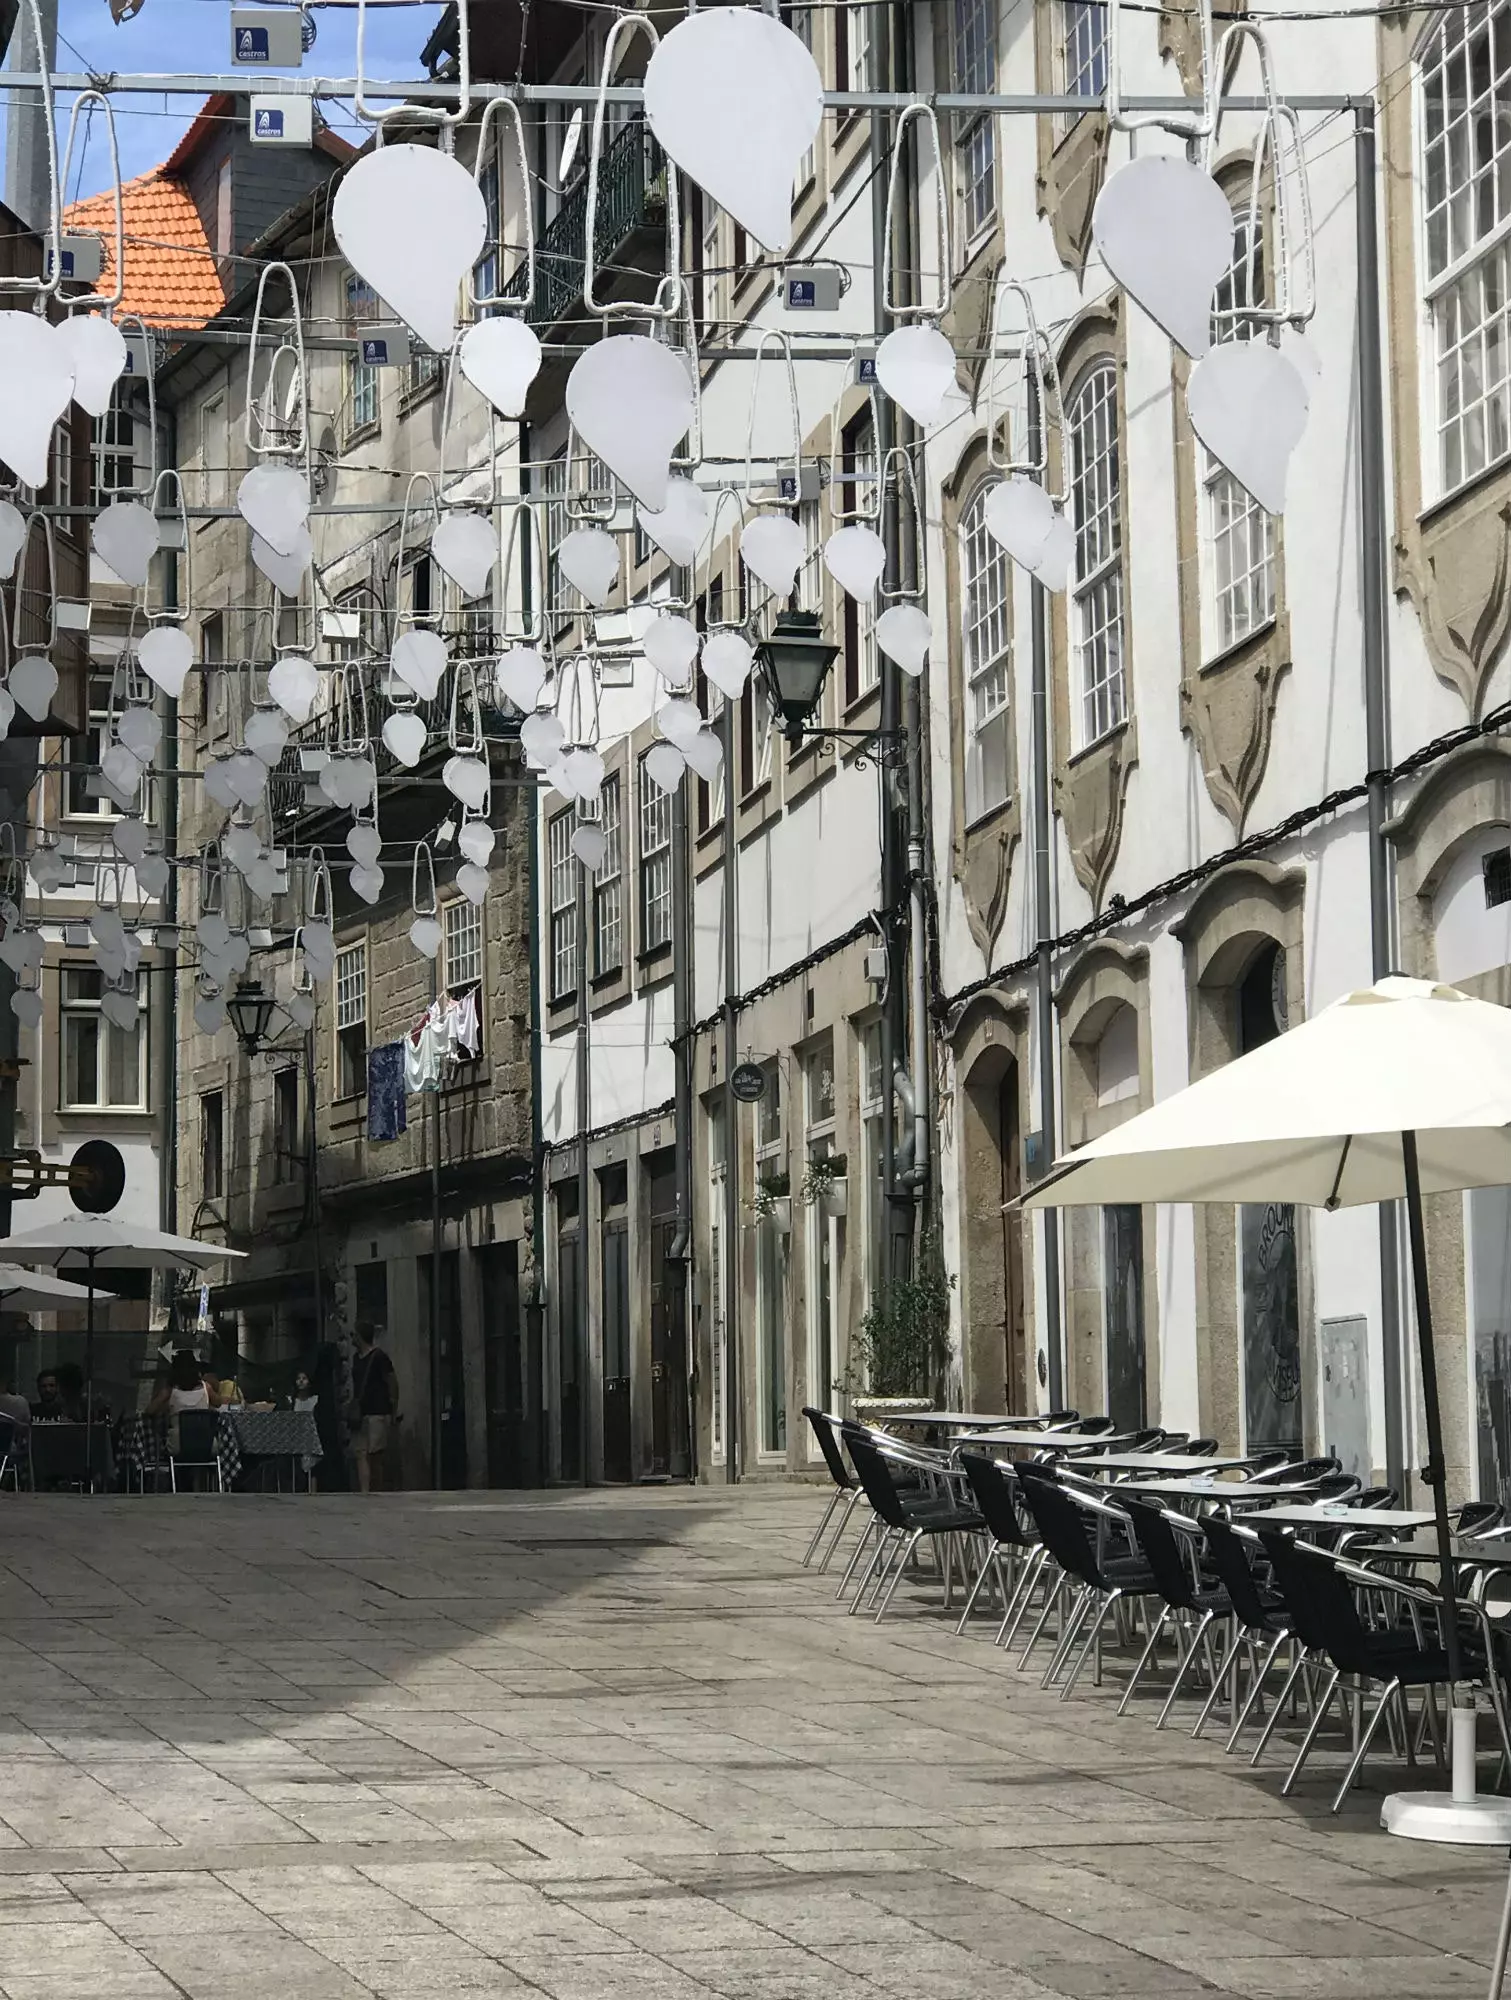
[367,990,482,1142]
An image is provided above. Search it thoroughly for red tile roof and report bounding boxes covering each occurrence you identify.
[63,167,225,330]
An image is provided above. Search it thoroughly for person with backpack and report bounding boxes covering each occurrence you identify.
[347,1321,400,1493]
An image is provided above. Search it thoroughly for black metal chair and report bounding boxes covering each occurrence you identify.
[955,1451,1041,1641]
[1115,1495,1237,1725]
[839,1423,983,1624]
[1193,1513,1292,1746]
[0,1413,21,1491]
[1012,1463,1162,1698]
[800,1407,865,1570]
[172,1409,225,1494]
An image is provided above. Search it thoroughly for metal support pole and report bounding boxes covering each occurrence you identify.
[670,616,697,1479]
[721,695,740,1481]
[1355,99,1405,1497]
[304,1026,326,1357]
[1027,367,1063,1410]
[575,856,590,1485]
[1401,1132,1465,1691]
[430,960,443,1489]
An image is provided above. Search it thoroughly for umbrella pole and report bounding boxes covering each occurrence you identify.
[1401,1132,1466,1695]
[85,1249,96,1490]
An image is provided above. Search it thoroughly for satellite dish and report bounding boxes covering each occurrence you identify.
[69,1138,126,1214]
[559,107,584,186]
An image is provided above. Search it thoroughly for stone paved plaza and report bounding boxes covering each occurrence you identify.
[0,1482,1504,1999]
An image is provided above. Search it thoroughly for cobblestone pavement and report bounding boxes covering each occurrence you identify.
[0,1483,1503,1999]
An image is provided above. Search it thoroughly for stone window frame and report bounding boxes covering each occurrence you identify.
[951,996,1034,1413]
[1054,939,1159,1426]
[1033,0,1111,273]
[1383,4,1511,717]
[1172,860,1311,1454]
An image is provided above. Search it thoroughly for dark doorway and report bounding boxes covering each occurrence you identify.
[601,1164,631,1483]
[1103,1204,1147,1430]
[481,1241,534,1486]
[420,1250,467,1489]
[997,1065,1026,1411]
[647,1149,690,1478]
[1237,941,1303,1456]
[556,1179,581,1481]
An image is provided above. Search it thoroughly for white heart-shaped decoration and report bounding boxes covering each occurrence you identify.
[29,842,68,891]
[220,933,251,978]
[683,727,724,783]
[111,817,150,866]
[657,698,704,749]
[194,990,226,1037]
[984,475,1057,575]
[875,325,957,430]
[268,654,321,724]
[347,822,383,869]
[286,990,316,1030]
[1092,155,1234,361]
[198,910,230,955]
[0,683,16,744]
[246,856,282,900]
[458,819,495,866]
[332,145,487,355]
[301,922,335,981]
[643,741,686,793]
[637,477,709,568]
[0,930,30,975]
[433,510,496,598]
[237,460,310,559]
[244,706,290,766]
[644,612,699,685]
[0,312,75,485]
[230,752,268,807]
[350,864,385,906]
[91,945,128,986]
[701,630,753,700]
[252,524,312,595]
[203,759,238,810]
[496,645,547,713]
[559,746,606,802]
[875,604,931,678]
[571,824,607,874]
[0,500,23,580]
[57,313,128,418]
[116,704,161,760]
[91,500,159,587]
[382,710,427,767]
[456,860,490,905]
[224,823,260,873]
[9,653,57,722]
[520,710,566,768]
[558,526,619,608]
[1033,511,1075,594]
[565,336,695,512]
[410,914,443,959]
[100,741,145,801]
[11,986,42,1029]
[102,986,138,1032]
[741,513,806,598]
[644,8,823,255]
[824,524,886,603]
[135,855,170,900]
[138,625,193,699]
[443,753,490,810]
[1187,341,1309,517]
[391,628,447,701]
[459,314,542,419]
[91,908,126,956]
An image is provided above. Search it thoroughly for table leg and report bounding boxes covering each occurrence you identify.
[1489,1853,1511,2000]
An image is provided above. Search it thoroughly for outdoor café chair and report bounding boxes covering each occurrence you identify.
[1012,1464,1162,1698]
[839,1423,983,1624]
[1458,1501,1507,1536]
[1192,1513,1293,1747]
[800,1407,866,1571]
[955,1451,1040,1639]
[1115,1495,1239,1726]
[1248,1455,1343,1487]
[0,1412,19,1491]
[172,1409,225,1494]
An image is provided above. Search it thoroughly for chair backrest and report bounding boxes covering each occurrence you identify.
[28,1422,92,1481]
[1201,1515,1275,1630]
[1127,1429,1168,1453]
[960,1452,1031,1548]
[802,1407,853,1494]
[1310,1473,1364,1501]
[1185,1437,1220,1456]
[1353,1486,1400,1509]
[840,1424,910,1531]
[1458,1500,1505,1535]
[1254,1527,1368,1661]
[1117,1496,1196,1611]
[1244,1451,1294,1480]
[176,1409,221,1462]
[1248,1454,1340,1487]
[0,1412,15,1459]
[1014,1464,1103,1588]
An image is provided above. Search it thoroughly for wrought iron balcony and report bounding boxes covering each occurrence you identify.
[501,119,666,331]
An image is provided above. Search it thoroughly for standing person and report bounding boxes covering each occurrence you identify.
[348,1322,399,1493]
[288,1367,320,1491]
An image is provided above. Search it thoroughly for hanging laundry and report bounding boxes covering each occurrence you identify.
[447,987,481,1059]
[367,1043,408,1140]
[404,1002,446,1094]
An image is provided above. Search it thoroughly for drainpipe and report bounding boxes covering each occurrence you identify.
[1354,99,1405,1495]
[520,419,548,1486]
[721,690,740,1480]
[574,851,590,1485]
[669,565,697,1481]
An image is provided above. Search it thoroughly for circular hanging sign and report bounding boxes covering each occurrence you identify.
[69,1138,126,1214]
[730,1062,767,1103]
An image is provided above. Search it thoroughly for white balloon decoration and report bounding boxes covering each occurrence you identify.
[0,313,75,486]
[571,823,608,873]
[237,461,310,558]
[1187,342,1309,517]
[9,655,58,723]
[1092,156,1234,362]
[701,630,753,701]
[643,612,699,686]
[637,477,709,568]
[643,741,686,793]
[875,325,957,431]
[268,655,321,724]
[91,501,159,587]
[382,712,427,767]
[565,337,695,513]
[433,510,496,597]
[741,513,806,598]
[332,146,487,356]
[875,604,931,678]
[137,625,193,699]
[496,646,548,714]
[557,527,619,608]
[57,314,128,418]
[391,629,447,701]
[459,315,542,420]
[824,524,887,603]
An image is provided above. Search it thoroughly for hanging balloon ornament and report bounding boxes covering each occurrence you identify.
[981,276,1074,594]
[56,90,129,418]
[8,512,60,724]
[347,798,385,907]
[875,107,957,432]
[554,428,621,610]
[410,841,443,960]
[822,369,886,606]
[637,478,709,571]
[285,934,317,1033]
[443,660,492,812]
[643,611,699,691]
[299,852,337,986]
[738,330,807,602]
[238,262,313,599]
[644,0,823,257]
[28,823,70,894]
[320,665,378,814]
[459,96,541,420]
[335,0,483,356]
[1184,22,1317,517]
[700,497,755,699]
[642,739,687,795]
[0,500,23,582]
[872,449,932,679]
[267,588,323,729]
[0,832,42,1023]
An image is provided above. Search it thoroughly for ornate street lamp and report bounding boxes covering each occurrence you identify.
[225,979,278,1055]
[755,609,841,744]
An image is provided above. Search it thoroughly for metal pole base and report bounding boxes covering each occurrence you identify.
[1382,1792,1511,1844]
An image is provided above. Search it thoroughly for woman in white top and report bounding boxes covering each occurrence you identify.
[147,1350,214,1455]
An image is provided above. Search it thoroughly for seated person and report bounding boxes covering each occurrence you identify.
[31,1368,72,1422]
[146,1351,212,1444]
[0,1373,30,1434]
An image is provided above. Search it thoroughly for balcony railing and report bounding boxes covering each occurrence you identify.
[501,120,666,331]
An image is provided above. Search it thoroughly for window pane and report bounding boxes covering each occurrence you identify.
[959,485,1012,819]
[107,1017,141,1107]
[65,1016,97,1107]
[1068,362,1127,745]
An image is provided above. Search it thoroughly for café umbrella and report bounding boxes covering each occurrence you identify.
[0,1214,244,1429]
[1022,975,1511,1841]
[0,1264,99,1313]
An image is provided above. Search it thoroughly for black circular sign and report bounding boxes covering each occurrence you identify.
[730,1062,767,1104]
[69,1139,127,1214]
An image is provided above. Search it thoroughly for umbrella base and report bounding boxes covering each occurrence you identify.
[1383,1792,1511,1844]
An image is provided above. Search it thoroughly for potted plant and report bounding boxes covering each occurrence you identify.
[748,1170,791,1233]
[798,1152,848,1217]
[849,1230,955,1403]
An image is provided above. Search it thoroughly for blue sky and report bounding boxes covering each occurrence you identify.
[23,0,444,200]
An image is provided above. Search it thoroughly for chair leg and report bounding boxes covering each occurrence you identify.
[996,1546,1047,1650]
[955,1543,1003,1636]
[1218,1628,1287,1750]
[836,1514,881,1601]
[1018,1568,1071,1670]
[1117,1605,1174,1716]
[1250,1648,1311,1767]
[1330,1678,1402,1812]
[818,1488,864,1574]
[1043,1585,1097,1690]
[848,1527,897,1612]
[1157,1610,1217,1731]
[875,1531,923,1623]
[1062,1590,1122,1700]
[1282,1667,1343,1796]
[803,1486,845,1566]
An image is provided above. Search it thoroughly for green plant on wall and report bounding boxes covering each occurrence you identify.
[797,1153,846,1206]
[747,1170,790,1221]
[851,1230,955,1397]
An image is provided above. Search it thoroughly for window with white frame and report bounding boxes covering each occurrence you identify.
[61,967,146,1110]
[549,806,578,1000]
[91,405,136,507]
[541,450,570,616]
[443,898,484,1059]
[961,483,1011,819]
[1203,208,1277,655]
[344,273,381,437]
[51,421,72,510]
[842,415,878,704]
[783,3,817,186]
[65,673,118,819]
[639,756,673,953]
[334,940,367,1098]
[953,0,997,245]
[474,151,501,309]
[1060,0,1109,130]
[594,772,623,976]
[1067,360,1126,746]
[841,3,876,92]
[1421,0,1511,495]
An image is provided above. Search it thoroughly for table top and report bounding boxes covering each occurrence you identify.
[1251,1505,1442,1530]
[1106,1476,1325,1505]
[960,1428,1098,1450]
[1355,1534,1511,1567]
[1074,1452,1261,1475]
[879,1411,1040,1432]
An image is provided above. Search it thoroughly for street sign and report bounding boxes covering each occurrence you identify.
[730,1061,767,1103]
[232,8,304,65]
[251,96,313,146]
[360,326,411,368]
[784,265,841,312]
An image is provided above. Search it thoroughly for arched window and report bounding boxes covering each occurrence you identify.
[960,483,1011,821]
[1067,359,1126,747]
[1203,203,1277,654]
